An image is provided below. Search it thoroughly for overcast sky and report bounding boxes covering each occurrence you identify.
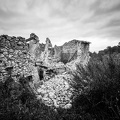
[0,0,120,52]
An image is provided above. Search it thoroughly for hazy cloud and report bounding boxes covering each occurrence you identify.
[91,0,120,15]
[0,0,120,52]
[102,19,120,28]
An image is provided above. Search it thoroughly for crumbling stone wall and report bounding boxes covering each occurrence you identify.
[0,33,42,83]
[27,33,41,61]
[77,41,90,63]
[54,45,62,62]
[40,38,54,66]
[25,33,42,83]
[0,35,32,82]
[53,40,90,64]
[61,40,78,63]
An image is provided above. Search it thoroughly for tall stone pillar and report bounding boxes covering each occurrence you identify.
[77,41,90,64]
[44,38,53,65]
[28,33,40,61]
[27,33,40,83]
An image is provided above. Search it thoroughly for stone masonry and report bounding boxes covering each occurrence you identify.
[0,33,90,82]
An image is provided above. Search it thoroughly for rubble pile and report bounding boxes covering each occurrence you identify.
[36,73,74,109]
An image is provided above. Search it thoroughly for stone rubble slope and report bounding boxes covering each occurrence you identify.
[36,73,75,109]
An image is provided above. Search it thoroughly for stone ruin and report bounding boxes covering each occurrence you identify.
[26,34,90,82]
[0,33,90,108]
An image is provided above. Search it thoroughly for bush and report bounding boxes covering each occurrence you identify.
[71,54,120,120]
[0,77,58,120]
[0,76,86,120]
[1,53,120,120]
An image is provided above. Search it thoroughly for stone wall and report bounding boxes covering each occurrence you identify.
[0,33,42,83]
[61,40,78,63]
[0,35,31,82]
[54,45,62,62]
[54,40,90,64]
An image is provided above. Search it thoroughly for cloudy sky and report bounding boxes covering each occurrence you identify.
[0,0,120,52]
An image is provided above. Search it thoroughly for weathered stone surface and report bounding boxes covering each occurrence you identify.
[41,38,54,65]
[45,38,52,49]
[54,45,62,62]
[0,34,39,83]
[36,73,74,109]
[27,33,41,61]
[62,40,79,53]
[62,40,90,64]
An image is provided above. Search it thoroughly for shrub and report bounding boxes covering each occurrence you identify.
[0,77,58,120]
[1,53,120,120]
[72,54,120,120]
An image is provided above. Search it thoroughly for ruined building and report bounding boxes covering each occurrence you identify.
[0,33,90,83]
[0,33,90,108]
